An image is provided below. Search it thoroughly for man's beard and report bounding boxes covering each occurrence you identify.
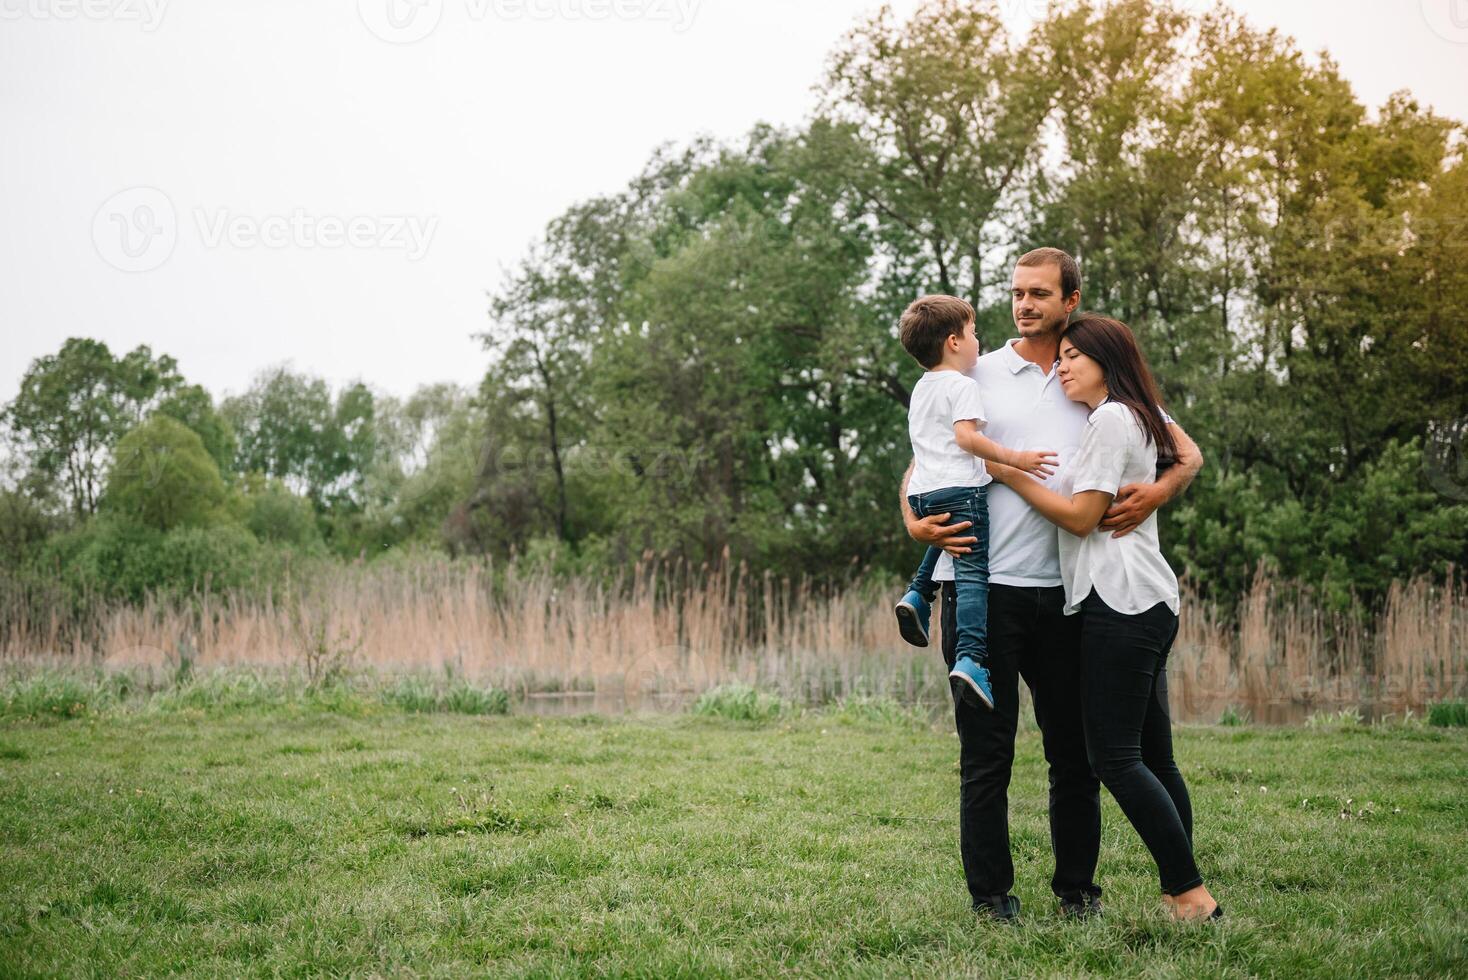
[1015,311,1066,339]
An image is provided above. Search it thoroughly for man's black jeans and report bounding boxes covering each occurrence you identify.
[1078,591,1203,896]
[940,581,1102,908]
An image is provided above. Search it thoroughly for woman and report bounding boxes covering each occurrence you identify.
[985,313,1222,922]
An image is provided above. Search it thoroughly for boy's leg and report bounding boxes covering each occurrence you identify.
[905,545,942,602]
[896,495,943,647]
[949,486,990,665]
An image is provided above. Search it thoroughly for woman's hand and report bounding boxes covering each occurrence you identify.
[986,461,1022,486]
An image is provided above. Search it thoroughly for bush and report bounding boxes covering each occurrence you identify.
[690,683,790,722]
[0,668,114,720]
[1305,707,1365,729]
[1218,705,1249,727]
[40,517,289,603]
[1427,701,1468,728]
[149,669,294,712]
[380,675,509,716]
[239,478,322,549]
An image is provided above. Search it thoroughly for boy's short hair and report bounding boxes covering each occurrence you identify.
[899,294,975,369]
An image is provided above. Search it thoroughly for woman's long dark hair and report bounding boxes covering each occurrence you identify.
[1061,314,1178,470]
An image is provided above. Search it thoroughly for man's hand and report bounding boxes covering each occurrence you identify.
[906,512,978,557]
[1099,482,1166,538]
[1098,421,1204,538]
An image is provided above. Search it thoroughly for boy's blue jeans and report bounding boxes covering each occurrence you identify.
[906,484,990,665]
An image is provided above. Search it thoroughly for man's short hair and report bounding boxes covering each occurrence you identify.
[1016,247,1081,299]
[899,294,976,369]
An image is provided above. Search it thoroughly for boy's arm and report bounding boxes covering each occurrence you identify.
[952,423,1017,466]
[954,421,1057,476]
[901,458,978,556]
[1098,421,1204,538]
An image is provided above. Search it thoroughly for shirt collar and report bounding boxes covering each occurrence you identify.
[1001,338,1057,375]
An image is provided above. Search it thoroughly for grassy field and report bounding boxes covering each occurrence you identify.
[1,688,1465,977]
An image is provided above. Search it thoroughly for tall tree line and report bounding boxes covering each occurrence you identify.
[465,0,1468,609]
[2,0,1464,614]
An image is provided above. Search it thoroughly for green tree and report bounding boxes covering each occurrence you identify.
[222,368,379,513]
[2,339,185,516]
[103,415,226,531]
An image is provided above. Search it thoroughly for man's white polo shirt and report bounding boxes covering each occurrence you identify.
[928,337,1172,588]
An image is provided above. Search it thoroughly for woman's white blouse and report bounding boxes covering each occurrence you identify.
[1057,399,1181,617]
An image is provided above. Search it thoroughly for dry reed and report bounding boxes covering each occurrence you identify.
[3,558,1463,719]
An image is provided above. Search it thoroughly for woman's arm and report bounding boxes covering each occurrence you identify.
[989,461,1113,537]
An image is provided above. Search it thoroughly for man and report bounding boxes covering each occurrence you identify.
[899,247,1204,921]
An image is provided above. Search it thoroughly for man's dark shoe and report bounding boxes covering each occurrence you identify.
[972,894,1021,922]
[1059,892,1103,920]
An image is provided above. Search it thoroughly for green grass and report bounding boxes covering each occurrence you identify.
[0,665,509,721]
[1,697,1465,976]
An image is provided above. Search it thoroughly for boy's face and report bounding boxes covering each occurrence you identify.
[950,318,980,370]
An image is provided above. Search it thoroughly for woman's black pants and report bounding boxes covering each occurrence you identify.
[1079,591,1203,896]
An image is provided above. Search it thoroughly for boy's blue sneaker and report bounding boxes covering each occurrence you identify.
[894,590,931,647]
[949,657,995,710]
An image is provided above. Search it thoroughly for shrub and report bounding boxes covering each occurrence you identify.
[239,478,322,548]
[0,668,112,720]
[1218,705,1249,727]
[1427,701,1468,728]
[690,683,789,722]
[1305,707,1365,729]
[380,675,509,715]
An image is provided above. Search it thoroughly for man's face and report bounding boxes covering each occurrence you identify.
[1011,262,1077,339]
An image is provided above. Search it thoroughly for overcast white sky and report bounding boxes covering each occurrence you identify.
[3,0,1466,408]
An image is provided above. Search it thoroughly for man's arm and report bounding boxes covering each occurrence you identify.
[901,458,978,557]
[1098,421,1204,538]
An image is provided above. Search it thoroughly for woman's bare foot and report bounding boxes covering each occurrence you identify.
[1164,885,1219,921]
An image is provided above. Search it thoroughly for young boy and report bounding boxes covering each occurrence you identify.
[895,295,1056,709]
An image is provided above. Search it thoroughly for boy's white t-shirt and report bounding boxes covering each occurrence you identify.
[1058,399,1180,617]
[906,370,994,496]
